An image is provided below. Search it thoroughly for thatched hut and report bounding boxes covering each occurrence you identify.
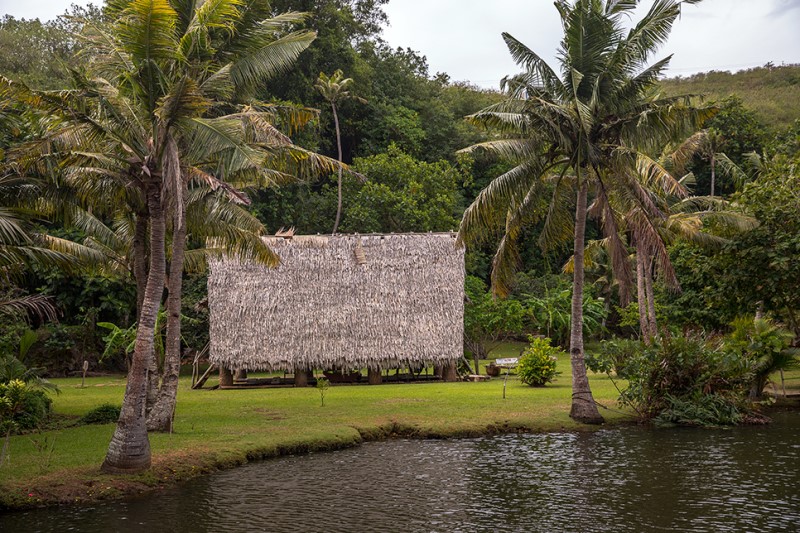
[208,233,465,384]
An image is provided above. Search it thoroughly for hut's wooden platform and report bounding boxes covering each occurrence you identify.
[219,374,446,389]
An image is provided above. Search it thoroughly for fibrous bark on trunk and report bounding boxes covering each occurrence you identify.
[102,182,165,473]
[569,180,604,424]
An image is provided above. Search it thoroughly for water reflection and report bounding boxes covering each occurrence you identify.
[3,412,798,532]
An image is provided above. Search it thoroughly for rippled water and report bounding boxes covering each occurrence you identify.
[3,412,799,532]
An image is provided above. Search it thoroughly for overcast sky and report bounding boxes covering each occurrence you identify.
[2,0,799,89]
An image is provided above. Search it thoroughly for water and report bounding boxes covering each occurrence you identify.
[3,412,799,532]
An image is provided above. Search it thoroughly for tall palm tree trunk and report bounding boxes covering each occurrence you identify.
[133,211,148,318]
[135,211,158,418]
[146,340,160,415]
[635,242,650,344]
[644,257,658,340]
[331,103,344,235]
[102,183,165,473]
[569,181,604,424]
[710,153,716,197]
[132,211,149,374]
[147,180,187,432]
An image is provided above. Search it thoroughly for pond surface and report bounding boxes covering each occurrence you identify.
[3,412,799,532]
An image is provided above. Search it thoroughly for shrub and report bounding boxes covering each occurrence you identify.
[724,317,798,398]
[0,380,52,434]
[517,336,562,387]
[655,392,743,427]
[78,404,121,425]
[597,335,753,427]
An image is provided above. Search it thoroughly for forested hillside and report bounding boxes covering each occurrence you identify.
[659,65,800,130]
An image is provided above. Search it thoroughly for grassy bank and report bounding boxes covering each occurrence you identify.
[0,354,631,510]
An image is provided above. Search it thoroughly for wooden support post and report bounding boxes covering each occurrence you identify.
[234,369,248,382]
[294,368,309,387]
[368,368,382,385]
[443,361,458,382]
[219,366,233,387]
[192,363,217,390]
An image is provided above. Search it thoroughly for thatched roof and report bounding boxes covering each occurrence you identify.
[208,233,465,371]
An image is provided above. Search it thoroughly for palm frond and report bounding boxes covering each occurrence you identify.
[230,30,316,94]
[117,0,179,63]
[502,32,565,97]
[457,160,546,248]
[0,294,58,323]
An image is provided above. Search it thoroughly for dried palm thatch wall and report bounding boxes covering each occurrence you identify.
[208,233,465,372]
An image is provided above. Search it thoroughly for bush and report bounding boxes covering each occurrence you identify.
[0,380,52,434]
[14,389,52,430]
[517,336,562,387]
[655,393,743,427]
[596,335,753,427]
[78,404,121,425]
[724,317,798,398]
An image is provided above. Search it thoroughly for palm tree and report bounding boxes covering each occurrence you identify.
[670,128,751,197]
[457,0,710,423]
[636,194,757,341]
[2,0,349,472]
[315,70,365,234]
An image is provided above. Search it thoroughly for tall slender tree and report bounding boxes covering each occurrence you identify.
[315,70,364,234]
[670,128,747,197]
[457,0,710,423]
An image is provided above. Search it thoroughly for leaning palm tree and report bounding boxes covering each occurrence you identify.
[2,0,344,472]
[457,0,710,423]
[315,70,365,234]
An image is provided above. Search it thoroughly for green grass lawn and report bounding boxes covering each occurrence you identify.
[0,350,631,509]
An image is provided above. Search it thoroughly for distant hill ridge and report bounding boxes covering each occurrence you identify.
[658,64,800,130]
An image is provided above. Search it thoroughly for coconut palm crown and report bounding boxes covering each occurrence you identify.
[457,0,712,423]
